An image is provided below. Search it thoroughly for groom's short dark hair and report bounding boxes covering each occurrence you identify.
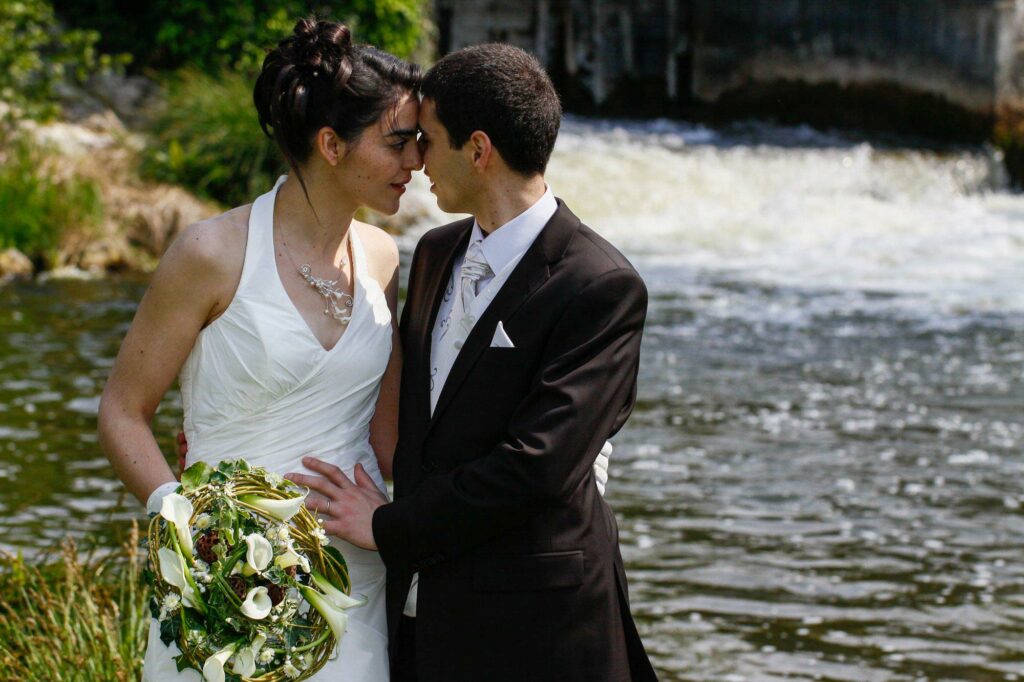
[421,43,561,176]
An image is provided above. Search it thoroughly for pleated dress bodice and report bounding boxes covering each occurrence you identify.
[179,175,392,491]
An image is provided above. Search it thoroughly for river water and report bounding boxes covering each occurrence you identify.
[1,118,1023,680]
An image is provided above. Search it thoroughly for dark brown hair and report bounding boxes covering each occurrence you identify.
[421,43,561,176]
[253,18,421,195]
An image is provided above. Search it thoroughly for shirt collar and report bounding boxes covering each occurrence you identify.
[469,186,557,275]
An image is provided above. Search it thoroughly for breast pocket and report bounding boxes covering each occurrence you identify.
[473,550,585,592]
[475,346,532,367]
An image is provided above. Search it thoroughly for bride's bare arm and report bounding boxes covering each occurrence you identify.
[364,225,401,480]
[99,212,246,506]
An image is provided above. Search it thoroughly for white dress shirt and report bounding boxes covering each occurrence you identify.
[405,187,557,617]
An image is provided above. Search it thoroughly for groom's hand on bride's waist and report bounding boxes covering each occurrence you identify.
[176,431,188,478]
[285,457,385,551]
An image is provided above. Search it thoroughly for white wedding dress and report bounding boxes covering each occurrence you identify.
[143,176,392,681]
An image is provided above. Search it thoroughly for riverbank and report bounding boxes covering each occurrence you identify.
[0,108,221,282]
[0,102,437,283]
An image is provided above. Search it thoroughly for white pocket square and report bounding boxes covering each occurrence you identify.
[490,321,515,348]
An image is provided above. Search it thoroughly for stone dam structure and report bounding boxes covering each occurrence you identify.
[432,0,1024,176]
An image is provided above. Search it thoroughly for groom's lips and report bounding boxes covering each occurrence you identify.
[390,183,407,194]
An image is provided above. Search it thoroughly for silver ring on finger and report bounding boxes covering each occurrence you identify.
[326,499,332,514]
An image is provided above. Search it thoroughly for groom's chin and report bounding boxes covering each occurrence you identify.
[432,192,456,214]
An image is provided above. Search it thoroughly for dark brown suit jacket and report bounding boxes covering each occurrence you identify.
[373,201,657,681]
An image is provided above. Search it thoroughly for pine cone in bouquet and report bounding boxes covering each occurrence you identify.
[194,530,222,564]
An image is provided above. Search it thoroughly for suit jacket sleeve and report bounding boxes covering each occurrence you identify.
[373,266,648,570]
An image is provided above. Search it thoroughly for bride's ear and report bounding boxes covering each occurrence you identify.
[315,127,347,166]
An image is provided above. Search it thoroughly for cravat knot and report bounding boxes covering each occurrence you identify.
[460,241,492,286]
[455,240,492,338]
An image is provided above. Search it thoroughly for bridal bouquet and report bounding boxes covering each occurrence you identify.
[147,459,361,682]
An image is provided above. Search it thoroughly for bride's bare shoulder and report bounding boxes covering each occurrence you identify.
[165,202,251,272]
[172,204,252,263]
[157,204,253,309]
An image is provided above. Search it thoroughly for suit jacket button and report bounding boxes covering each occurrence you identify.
[421,459,436,472]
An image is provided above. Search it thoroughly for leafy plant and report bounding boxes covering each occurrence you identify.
[0,132,104,264]
[0,0,127,121]
[143,68,282,208]
[54,0,427,76]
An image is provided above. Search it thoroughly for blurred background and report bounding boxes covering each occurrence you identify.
[1,1,1023,680]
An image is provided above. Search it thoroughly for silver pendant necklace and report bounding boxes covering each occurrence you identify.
[297,264,354,324]
[282,231,354,325]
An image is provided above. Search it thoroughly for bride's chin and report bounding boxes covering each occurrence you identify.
[369,199,401,216]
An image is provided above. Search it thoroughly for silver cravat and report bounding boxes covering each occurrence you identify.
[454,241,493,343]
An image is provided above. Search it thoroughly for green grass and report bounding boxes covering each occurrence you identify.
[0,524,149,681]
[144,68,284,208]
[0,133,104,266]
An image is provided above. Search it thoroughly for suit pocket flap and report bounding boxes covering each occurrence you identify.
[474,551,585,592]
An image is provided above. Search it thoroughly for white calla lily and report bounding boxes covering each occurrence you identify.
[237,493,306,522]
[160,492,195,557]
[242,533,273,576]
[300,585,350,642]
[231,646,256,679]
[274,545,310,574]
[157,547,200,610]
[309,570,365,610]
[202,643,236,682]
[240,586,273,620]
[231,632,266,678]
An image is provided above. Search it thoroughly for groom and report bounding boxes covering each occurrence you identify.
[292,44,657,681]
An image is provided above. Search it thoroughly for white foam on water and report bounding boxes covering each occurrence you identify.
[393,117,1024,315]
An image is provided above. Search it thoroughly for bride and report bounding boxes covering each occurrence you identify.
[98,18,420,681]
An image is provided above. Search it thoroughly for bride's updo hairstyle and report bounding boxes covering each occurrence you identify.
[254,18,421,191]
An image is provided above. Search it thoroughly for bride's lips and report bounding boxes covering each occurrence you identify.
[390,183,407,195]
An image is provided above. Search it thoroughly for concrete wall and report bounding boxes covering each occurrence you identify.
[435,0,1024,129]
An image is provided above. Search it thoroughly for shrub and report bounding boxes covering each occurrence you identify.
[0,0,127,121]
[54,0,427,75]
[143,68,284,208]
[0,132,104,264]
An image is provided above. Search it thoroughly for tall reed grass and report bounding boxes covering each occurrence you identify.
[0,523,150,681]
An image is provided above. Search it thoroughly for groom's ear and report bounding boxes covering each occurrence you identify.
[467,130,493,172]
[315,127,347,166]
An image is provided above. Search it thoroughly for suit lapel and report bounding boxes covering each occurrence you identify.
[426,201,581,434]
[413,221,472,427]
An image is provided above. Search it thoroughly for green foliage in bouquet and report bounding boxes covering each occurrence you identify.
[0,0,128,122]
[149,459,360,682]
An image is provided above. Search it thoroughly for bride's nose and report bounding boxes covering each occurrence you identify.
[404,140,423,171]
